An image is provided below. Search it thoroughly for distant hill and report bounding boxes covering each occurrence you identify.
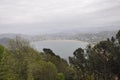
[31,30,118,44]
[0,30,118,44]
[74,31,117,44]
[0,33,33,41]
[0,34,33,46]
[0,37,11,46]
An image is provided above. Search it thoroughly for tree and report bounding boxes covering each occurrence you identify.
[56,73,65,80]
[43,48,55,56]
[86,30,120,80]
[0,45,4,62]
[0,48,18,80]
[28,61,57,80]
[0,37,42,80]
[69,48,88,80]
[116,30,120,44]
[69,30,120,80]
[42,48,69,79]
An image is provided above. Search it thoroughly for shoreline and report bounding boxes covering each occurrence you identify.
[32,39,89,43]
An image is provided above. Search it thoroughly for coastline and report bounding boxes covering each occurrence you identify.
[34,39,89,43]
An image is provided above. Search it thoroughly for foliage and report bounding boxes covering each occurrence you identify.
[28,61,57,80]
[42,48,69,79]
[0,30,120,80]
[56,73,65,80]
[0,37,58,80]
[69,30,120,80]
[0,45,4,62]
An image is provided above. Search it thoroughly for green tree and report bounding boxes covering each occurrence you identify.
[0,37,41,80]
[69,48,88,80]
[0,45,4,62]
[42,48,69,79]
[69,30,120,80]
[56,73,65,80]
[28,61,57,80]
[86,30,120,80]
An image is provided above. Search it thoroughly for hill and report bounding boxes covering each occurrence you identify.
[0,30,118,44]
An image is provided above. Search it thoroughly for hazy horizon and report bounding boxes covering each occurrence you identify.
[0,0,120,35]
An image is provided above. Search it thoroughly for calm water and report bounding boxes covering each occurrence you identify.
[31,40,88,60]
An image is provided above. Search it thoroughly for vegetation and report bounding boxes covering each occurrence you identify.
[0,30,120,80]
[69,30,120,80]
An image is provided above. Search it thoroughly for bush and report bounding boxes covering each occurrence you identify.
[56,73,65,80]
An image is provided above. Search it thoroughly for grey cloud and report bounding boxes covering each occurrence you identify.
[0,0,120,34]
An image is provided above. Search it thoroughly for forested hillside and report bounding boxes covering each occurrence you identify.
[0,30,120,80]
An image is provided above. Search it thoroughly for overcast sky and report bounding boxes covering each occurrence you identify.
[0,0,120,35]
